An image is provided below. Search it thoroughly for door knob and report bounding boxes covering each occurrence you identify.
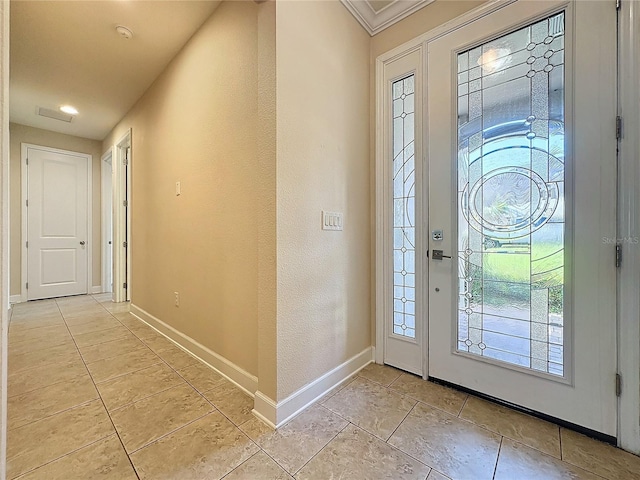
[80,241,86,245]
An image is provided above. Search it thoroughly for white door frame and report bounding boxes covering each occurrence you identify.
[375,0,640,451]
[20,143,92,302]
[101,148,113,294]
[113,130,131,303]
[617,0,640,455]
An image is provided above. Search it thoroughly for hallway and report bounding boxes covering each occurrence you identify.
[6,296,640,479]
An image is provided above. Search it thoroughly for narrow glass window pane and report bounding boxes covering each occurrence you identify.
[392,74,416,339]
[457,13,565,375]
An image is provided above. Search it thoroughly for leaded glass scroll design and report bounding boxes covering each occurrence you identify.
[457,12,565,375]
[392,75,416,339]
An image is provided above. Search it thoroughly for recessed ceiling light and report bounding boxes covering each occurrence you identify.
[60,105,78,115]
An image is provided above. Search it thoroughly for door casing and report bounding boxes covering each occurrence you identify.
[101,148,113,294]
[112,130,131,303]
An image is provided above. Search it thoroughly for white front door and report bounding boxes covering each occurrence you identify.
[427,0,617,436]
[25,145,90,300]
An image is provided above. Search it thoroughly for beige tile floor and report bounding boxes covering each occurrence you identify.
[7,295,640,480]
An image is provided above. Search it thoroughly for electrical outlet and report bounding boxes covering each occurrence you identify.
[174,292,179,307]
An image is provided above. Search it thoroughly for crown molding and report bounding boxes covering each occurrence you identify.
[341,0,434,36]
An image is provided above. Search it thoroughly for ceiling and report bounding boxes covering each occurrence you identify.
[10,1,221,140]
[341,0,434,35]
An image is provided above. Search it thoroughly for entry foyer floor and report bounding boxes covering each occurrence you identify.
[6,295,640,479]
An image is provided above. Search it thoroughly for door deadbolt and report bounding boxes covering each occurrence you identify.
[80,241,86,246]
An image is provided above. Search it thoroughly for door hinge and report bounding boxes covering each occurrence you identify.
[616,116,623,139]
[123,200,128,207]
[123,282,128,289]
[123,241,128,248]
[616,243,622,267]
[616,0,621,10]
[616,373,622,396]
[25,241,28,248]
[25,157,29,166]
[25,199,28,207]
[25,282,28,290]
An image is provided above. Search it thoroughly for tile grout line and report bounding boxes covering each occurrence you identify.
[55,298,142,480]
[559,426,563,460]
[90,360,165,386]
[351,420,433,472]
[491,436,504,480]
[10,434,122,480]
[106,381,189,415]
[219,450,263,480]
[125,409,216,456]
[197,384,254,430]
[385,398,418,443]
[291,414,352,477]
[457,393,470,417]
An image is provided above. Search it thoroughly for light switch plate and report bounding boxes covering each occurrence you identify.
[322,211,343,231]
[176,181,181,196]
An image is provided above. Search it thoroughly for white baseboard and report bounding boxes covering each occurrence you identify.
[9,295,21,304]
[253,346,373,428]
[130,304,258,396]
[91,286,103,294]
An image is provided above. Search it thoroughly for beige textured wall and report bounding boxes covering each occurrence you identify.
[103,1,260,377]
[9,123,102,295]
[256,0,278,400]
[275,0,371,400]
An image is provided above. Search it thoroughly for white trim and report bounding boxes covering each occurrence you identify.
[130,304,258,396]
[253,347,373,428]
[90,286,102,294]
[113,130,131,303]
[101,148,113,295]
[252,392,277,429]
[340,0,434,36]
[20,143,93,301]
[376,0,516,65]
[617,0,640,454]
[9,295,20,304]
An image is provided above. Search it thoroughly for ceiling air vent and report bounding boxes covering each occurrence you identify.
[36,107,73,123]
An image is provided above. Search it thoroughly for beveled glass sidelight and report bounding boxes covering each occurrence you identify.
[457,12,565,375]
[392,75,416,339]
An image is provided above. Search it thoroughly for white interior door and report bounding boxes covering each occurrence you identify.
[427,0,617,436]
[25,145,90,300]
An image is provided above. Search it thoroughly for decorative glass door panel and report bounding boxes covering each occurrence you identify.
[456,13,565,375]
[393,75,416,339]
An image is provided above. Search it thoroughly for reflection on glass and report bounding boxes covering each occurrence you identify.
[392,75,416,339]
[457,13,565,375]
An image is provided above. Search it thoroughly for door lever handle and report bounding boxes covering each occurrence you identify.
[80,241,86,246]
[430,249,451,260]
